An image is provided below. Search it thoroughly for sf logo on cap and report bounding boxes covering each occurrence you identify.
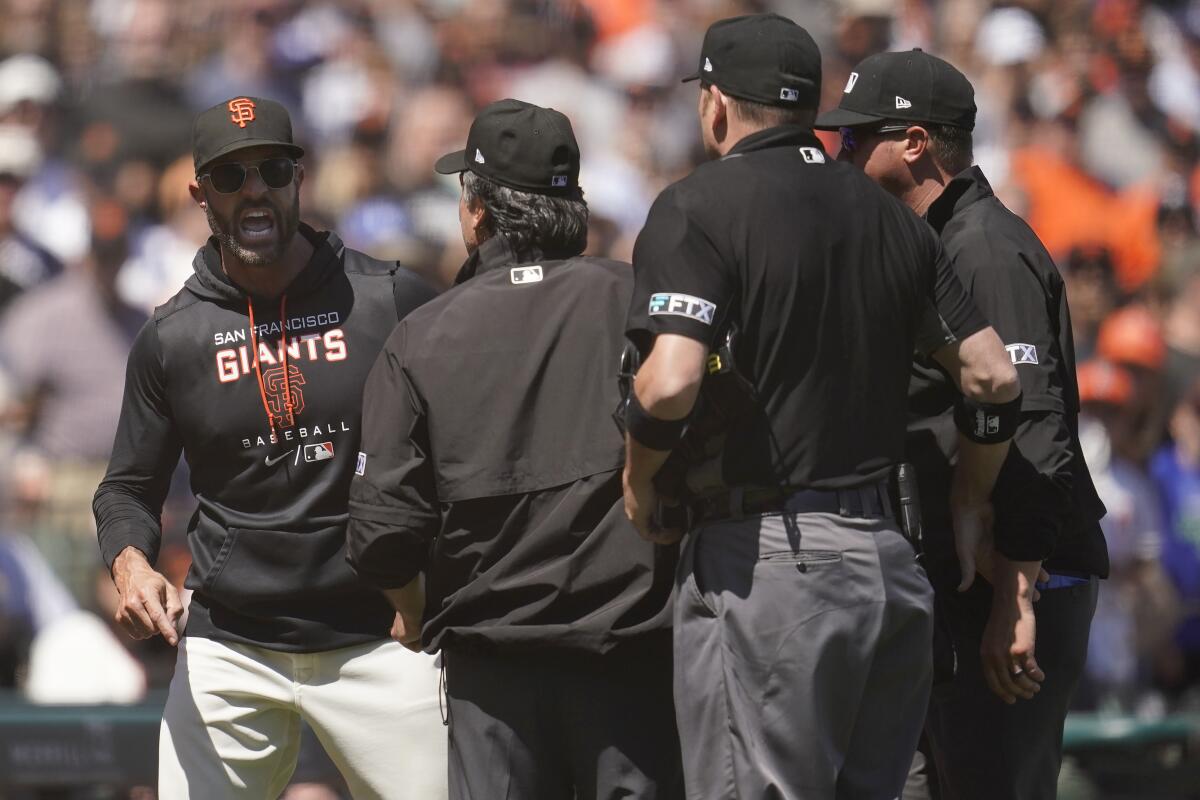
[228,97,257,128]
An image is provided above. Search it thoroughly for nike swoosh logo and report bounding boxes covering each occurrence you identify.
[264,448,296,467]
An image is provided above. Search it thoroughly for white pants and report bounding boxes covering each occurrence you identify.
[159,636,448,799]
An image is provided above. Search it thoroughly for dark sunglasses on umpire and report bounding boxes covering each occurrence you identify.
[200,157,296,194]
[839,123,912,156]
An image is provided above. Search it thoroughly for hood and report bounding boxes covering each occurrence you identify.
[185,223,344,305]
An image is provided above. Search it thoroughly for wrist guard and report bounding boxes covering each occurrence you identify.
[626,390,689,451]
[954,392,1022,444]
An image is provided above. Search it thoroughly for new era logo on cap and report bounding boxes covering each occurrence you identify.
[895,96,912,109]
[704,57,713,72]
[780,88,800,102]
[474,148,486,164]
[844,72,859,93]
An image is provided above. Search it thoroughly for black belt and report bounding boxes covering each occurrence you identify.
[690,480,894,526]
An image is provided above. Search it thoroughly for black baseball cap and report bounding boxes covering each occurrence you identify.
[434,99,580,196]
[682,13,822,109]
[192,96,305,173]
[814,49,976,130]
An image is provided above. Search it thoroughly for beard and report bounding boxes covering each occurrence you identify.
[204,190,301,266]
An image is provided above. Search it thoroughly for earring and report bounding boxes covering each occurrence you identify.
[200,201,207,208]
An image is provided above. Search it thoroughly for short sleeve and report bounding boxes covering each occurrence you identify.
[916,240,988,355]
[627,187,736,351]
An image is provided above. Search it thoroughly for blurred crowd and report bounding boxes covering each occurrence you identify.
[0,0,1198,771]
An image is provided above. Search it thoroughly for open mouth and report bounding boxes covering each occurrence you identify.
[238,207,276,242]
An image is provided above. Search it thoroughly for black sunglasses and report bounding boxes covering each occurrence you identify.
[839,123,912,156]
[199,157,297,194]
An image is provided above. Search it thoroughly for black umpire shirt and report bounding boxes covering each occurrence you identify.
[346,236,674,654]
[908,166,1109,585]
[628,125,987,490]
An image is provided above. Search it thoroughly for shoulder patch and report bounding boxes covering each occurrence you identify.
[649,293,716,325]
[1006,343,1038,365]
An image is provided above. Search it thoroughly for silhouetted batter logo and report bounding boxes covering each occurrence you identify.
[228,97,256,128]
[263,363,305,428]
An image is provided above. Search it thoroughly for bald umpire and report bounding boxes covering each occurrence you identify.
[818,50,1108,799]
[622,14,1022,800]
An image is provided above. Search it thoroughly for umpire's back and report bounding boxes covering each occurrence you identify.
[628,131,983,491]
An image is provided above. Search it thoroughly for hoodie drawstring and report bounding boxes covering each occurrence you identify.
[246,295,294,440]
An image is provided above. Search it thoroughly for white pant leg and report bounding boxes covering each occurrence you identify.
[299,641,447,800]
[158,637,303,799]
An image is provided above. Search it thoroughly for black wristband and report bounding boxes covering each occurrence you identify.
[954,391,1022,444]
[626,390,689,451]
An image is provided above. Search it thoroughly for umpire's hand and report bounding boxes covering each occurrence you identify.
[111,546,183,646]
[623,473,682,545]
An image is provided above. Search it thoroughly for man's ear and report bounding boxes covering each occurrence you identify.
[188,180,206,208]
[901,125,931,165]
[468,195,489,236]
[709,85,729,127]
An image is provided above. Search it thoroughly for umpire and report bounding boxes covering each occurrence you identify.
[622,14,1022,800]
[346,99,682,799]
[818,50,1109,798]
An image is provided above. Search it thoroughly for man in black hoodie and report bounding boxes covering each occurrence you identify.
[347,99,682,800]
[93,97,447,799]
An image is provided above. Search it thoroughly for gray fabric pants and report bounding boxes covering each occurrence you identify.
[674,511,934,800]
[444,636,685,800]
[918,576,1099,800]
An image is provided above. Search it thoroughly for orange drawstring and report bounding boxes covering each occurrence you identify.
[246,294,295,440]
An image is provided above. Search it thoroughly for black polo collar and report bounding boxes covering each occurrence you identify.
[926,165,994,233]
[725,125,828,158]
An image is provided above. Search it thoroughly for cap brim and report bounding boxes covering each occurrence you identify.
[813,107,887,130]
[434,149,469,175]
[196,139,304,172]
[681,71,701,83]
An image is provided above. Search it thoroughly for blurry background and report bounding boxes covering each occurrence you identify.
[0,0,1197,797]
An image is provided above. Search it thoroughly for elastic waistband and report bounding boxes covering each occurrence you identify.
[691,480,893,526]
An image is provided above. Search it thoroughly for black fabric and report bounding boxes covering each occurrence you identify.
[94,224,436,652]
[627,125,986,491]
[434,99,580,195]
[444,636,683,800]
[681,13,821,108]
[347,236,675,653]
[907,166,1109,576]
[814,49,976,131]
[923,578,1098,800]
[953,392,1022,443]
[626,391,689,451]
[191,96,304,172]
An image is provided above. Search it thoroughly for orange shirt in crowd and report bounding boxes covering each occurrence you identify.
[1010,146,1161,292]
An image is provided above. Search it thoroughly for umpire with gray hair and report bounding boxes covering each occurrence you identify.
[623,14,1023,799]
[819,49,1109,799]
[347,99,682,799]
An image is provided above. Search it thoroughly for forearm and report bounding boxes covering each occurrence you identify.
[624,334,706,483]
[991,554,1042,602]
[954,434,1009,505]
[94,484,165,572]
[382,576,424,617]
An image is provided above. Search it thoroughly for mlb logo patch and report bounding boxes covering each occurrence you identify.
[304,442,335,462]
[779,88,800,102]
[799,147,825,164]
[551,175,568,188]
[355,451,366,476]
[511,266,543,284]
[1006,343,1038,365]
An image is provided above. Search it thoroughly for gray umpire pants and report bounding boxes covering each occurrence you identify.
[675,510,934,799]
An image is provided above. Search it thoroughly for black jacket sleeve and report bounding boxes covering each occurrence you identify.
[962,246,1072,561]
[346,323,440,589]
[93,320,182,571]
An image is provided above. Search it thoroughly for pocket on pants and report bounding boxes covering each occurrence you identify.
[679,529,718,618]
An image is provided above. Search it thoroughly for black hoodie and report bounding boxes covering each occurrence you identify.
[94,224,436,652]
